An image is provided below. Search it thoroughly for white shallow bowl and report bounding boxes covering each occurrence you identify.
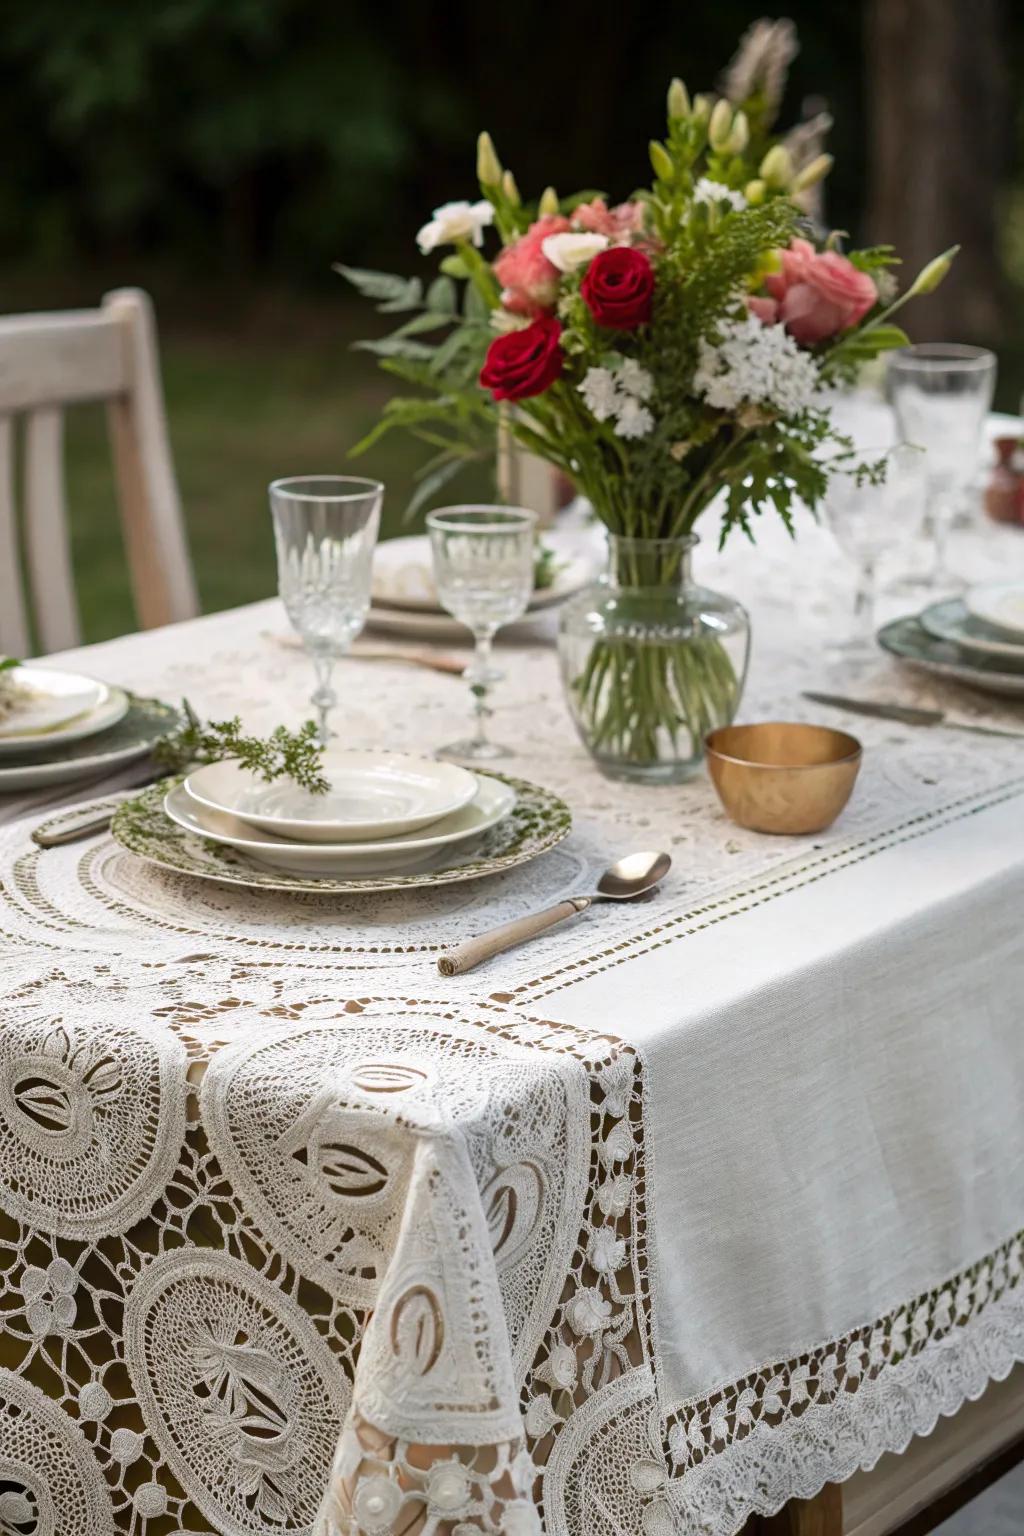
[184,750,479,843]
[0,680,128,756]
[964,583,1024,640]
[0,667,109,739]
[164,775,516,875]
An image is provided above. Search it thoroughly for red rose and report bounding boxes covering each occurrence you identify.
[581,247,654,329]
[479,314,564,402]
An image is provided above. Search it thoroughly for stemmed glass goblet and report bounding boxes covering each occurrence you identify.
[826,444,925,656]
[270,475,383,743]
[887,344,997,591]
[426,505,536,760]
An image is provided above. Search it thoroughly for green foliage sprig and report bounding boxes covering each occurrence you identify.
[154,701,329,794]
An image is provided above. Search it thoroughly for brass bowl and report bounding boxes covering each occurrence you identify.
[705,721,862,835]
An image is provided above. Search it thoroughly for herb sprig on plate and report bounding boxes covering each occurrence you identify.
[154,701,329,794]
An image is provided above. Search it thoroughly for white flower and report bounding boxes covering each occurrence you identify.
[425,1462,471,1514]
[615,398,655,439]
[579,366,621,422]
[618,359,654,401]
[599,1123,633,1168]
[502,1499,543,1536]
[596,1174,633,1219]
[694,313,820,416]
[566,1285,614,1335]
[694,177,748,212]
[416,199,493,254]
[588,1229,627,1273]
[353,1475,404,1532]
[490,308,529,334]
[541,231,609,272]
[536,1343,578,1390]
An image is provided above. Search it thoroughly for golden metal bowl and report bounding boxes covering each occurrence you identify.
[704,721,863,835]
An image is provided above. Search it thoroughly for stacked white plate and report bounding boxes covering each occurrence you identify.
[366,530,599,641]
[0,666,180,792]
[878,581,1024,699]
[167,749,518,877]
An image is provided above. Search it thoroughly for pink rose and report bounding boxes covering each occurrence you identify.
[493,214,570,315]
[758,238,877,345]
[574,198,647,240]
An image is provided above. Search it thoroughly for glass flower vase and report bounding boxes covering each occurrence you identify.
[558,534,750,784]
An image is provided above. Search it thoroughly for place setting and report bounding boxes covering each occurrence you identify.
[0,658,177,795]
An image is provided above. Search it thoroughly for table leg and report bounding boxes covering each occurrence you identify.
[761,1484,843,1536]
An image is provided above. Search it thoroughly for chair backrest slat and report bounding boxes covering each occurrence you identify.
[0,289,196,655]
[0,311,128,414]
[0,417,30,656]
[24,406,80,653]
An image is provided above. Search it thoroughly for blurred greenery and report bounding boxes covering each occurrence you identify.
[1,1,1022,644]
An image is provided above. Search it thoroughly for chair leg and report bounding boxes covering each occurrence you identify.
[762,1485,843,1536]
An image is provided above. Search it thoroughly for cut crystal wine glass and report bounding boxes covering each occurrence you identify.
[887,345,996,591]
[426,505,536,761]
[270,476,383,743]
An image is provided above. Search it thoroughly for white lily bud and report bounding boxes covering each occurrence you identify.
[667,77,690,120]
[726,110,749,155]
[538,185,560,216]
[708,99,734,153]
[650,140,674,182]
[476,131,502,187]
[744,178,767,206]
[760,145,794,189]
[790,153,834,194]
[906,245,959,297]
[501,169,521,206]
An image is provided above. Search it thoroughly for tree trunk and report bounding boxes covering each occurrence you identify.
[865,0,1006,342]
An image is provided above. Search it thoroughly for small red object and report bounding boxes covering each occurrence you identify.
[985,436,1024,526]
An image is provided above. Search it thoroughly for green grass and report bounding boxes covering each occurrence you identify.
[56,294,493,644]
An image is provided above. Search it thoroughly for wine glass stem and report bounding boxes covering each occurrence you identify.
[932,497,953,586]
[310,654,337,745]
[468,633,494,753]
[853,559,876,643]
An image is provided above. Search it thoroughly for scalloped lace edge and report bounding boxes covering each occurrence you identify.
[671,1283,1024,1534]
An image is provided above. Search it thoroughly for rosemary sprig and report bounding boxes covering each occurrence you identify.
[154,701,330,794]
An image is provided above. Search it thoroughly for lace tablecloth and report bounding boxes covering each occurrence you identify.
[2,506,1024,1536]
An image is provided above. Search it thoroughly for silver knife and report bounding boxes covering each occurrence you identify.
[802,691,1024,741]
[31,764,168,849]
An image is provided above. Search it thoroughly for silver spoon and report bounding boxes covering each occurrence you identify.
[436,850,671,976]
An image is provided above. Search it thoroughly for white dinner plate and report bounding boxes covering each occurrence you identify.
[919,599,1024,662]
[964,583,1024,640]
[0,682,129,756]
[371,532,595,615]
[0,667,110,741]
[164,775,517,875]
[184,750,479,843]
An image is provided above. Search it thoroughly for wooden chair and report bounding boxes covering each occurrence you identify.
[0,287,198,656]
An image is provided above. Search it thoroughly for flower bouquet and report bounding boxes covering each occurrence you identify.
[340,21,952,782]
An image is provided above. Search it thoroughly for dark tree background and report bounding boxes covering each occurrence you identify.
[1,0,1018,342]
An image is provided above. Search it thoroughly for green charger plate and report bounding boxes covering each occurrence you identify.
[109,771,572,894]
[0,696,180,793]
